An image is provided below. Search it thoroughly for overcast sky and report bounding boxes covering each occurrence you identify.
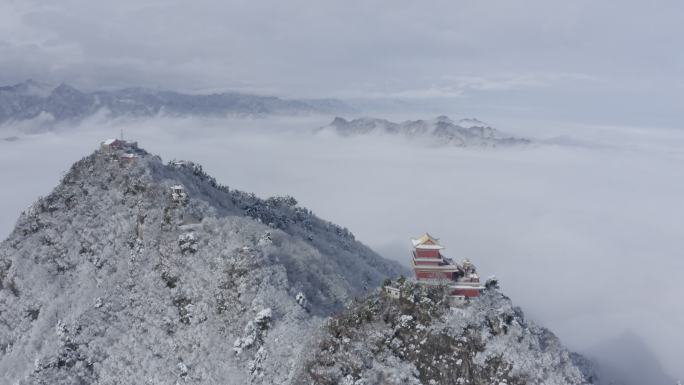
[1,0,683,126]
[1,1,684,379]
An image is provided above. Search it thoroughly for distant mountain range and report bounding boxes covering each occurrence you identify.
[321,115,531,147]
[0,80,355,124]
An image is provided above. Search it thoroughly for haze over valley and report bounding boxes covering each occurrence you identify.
[1,112,682,382]
[1,0,682,383]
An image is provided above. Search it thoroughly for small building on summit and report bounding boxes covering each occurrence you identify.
[384,285,401,299]
[100,138,125,152]
[411,233,484,304]
[101,138,140,152]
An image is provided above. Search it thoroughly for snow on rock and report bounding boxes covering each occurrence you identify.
[170,185,188,205]
[177,361,189,377]
[178,232,198,253]
[257,231,273,247]
[295,292,308,309]
[457,118,489,129]
[301,279,602,385]
[0,144,407,385]
[255,308,272,325]
[248,347,267,377]
[234,308,273,355]
[398,314,414,329]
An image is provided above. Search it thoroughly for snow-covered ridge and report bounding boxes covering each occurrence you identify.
[321,115,531,147]
[0,80,356,125]
[0,142,405,384]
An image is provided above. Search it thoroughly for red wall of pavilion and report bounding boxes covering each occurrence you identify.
[415,270,453,280]
[452,288,481,297]
[415,249,440,258]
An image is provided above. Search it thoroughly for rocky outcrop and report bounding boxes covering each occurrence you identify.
[302,279,597,385]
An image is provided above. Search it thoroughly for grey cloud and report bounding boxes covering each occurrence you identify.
[0,0,681,123]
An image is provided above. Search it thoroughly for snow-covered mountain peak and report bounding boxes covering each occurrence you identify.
[0,140,406,384]
[457,117,489,128]
[434,115,454,124]
[50,83,84,97]
[6,79,55,97]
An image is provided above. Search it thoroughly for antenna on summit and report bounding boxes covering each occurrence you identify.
[120,127,124,141]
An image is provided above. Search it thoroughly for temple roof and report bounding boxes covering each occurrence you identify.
[411,232,444,248]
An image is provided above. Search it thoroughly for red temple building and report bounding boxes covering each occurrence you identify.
[411,233,484,304]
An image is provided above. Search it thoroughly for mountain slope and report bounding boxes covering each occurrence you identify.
[301,279,598,385]
[321,115,530,147]
[0,142,406,384]
[0,80,355,126]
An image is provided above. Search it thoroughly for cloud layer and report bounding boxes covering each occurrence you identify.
[1,115,682,379]
[1,0,682,125]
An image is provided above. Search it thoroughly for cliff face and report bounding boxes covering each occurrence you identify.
[0,143,406,384]
[302,279,597,385]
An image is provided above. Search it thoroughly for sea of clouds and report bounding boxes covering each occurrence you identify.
[1,114,682,380]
